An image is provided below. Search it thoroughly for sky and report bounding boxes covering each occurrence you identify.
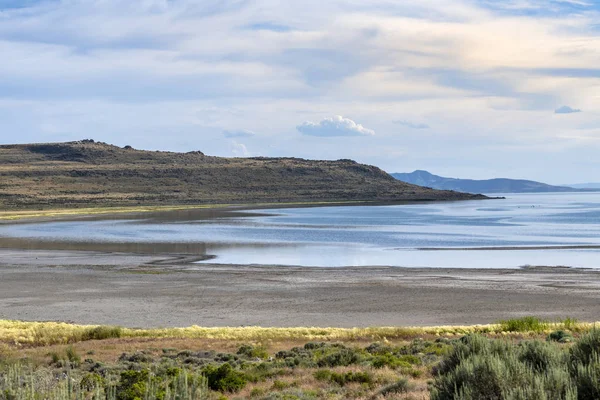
[1,0,599,184]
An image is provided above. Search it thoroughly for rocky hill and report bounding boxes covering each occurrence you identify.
[0,141,485,209]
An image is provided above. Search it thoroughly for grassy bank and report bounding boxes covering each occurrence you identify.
[1,318,597,347]
[0,200,374,222]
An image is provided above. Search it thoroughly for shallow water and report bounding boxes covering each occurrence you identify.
[1,192,599,268]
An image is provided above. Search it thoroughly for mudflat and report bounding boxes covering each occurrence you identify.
[1,249,599,328]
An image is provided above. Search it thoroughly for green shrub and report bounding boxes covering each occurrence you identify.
[371,354,411,369]
[498,316,549,333]
[82,326,123,341]
[313,369,331,381]
[518,340,564,372]
[548,330,574,343]
[562,318,579,331]
[237,344,269,359]
[378,378,412,396]
[316,348,360,367]
[431,335,576,400]
[49,351,61,364]
[203,363,247,393]
[65,345,81,364]
[433,334,505,376]
[116,369,153,400]
[80,372,106,391]
[365,342,393,355]
[313,370,373,387]
[570,329,600,367]
[573,358,600,400]
[272,379,294,390]
[119,351,154,364]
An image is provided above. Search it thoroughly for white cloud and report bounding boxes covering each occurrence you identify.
[0,0,599,182]
[296,116,375,137]
[223,129,256,138]
[394,120,430,129]
[230,140,250,157]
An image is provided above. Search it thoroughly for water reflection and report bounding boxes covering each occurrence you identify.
[0,192,599,268]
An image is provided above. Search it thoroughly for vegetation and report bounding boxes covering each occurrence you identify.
[431,330,600,400]
[3,319,598,347]
[2,317,600,399]
[0,337,440,399]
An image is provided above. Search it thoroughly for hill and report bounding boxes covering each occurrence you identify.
[391,170,581,194]
[0,141,484,209]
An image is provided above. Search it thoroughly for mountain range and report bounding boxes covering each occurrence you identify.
[391,170,593,194]
[563,183,600,189]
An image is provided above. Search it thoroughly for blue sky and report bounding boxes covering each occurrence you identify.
[0,0,599,183]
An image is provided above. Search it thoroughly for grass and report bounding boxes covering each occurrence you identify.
[497,316,550,333]
[0,337,439,399]
[2,319,599,347]
[2,317,598,399]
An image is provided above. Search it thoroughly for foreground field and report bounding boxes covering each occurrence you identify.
[1,318,599,399]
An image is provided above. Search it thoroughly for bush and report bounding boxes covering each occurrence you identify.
[378,378,412,396]
[371,354,411,369]
[518,340,564,372]
[365,342,393,355]
[431,335,580,400]
[117,369,153,400]
[65,346,81,364]
[82,326,123,341]
[316,348,361,367]
[313,370,373,387]
[498,316,549,333]
[570,329,600,367]
[548,330,574,343]
[203,363,247,393]
[573,358,600,400]
[80,372,106,392]
[237,344,269,359]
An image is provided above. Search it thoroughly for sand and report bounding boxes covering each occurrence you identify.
[1,249,600,328]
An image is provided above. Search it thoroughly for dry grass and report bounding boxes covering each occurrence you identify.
[2,320,598,348]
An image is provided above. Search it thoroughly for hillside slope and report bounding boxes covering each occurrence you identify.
[0,141,484,209]
[392,170,580,194]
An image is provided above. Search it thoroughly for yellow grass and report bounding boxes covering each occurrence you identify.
[0,200,370,221]
[1,320,598,347]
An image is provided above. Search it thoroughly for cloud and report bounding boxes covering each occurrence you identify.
[394,120,430,129]
[296,116,375,137]
[223,129,256,138]
[0,0,599,183]
[244,22,291,32]
[555,106,582,114]
[230,141,250,157]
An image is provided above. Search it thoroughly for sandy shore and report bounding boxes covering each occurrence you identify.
[1,249,600,328]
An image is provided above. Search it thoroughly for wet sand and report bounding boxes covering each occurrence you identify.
[1,249,600,328]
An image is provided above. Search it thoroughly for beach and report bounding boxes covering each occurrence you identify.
[1,248,599,328]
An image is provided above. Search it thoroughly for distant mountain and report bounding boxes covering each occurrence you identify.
[391,170,586,194]
[564,183,600,189]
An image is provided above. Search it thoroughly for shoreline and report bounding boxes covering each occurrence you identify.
[1,248,600,329]
[0,196,500,223]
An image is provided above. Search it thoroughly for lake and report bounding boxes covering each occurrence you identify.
[1,192,599,268]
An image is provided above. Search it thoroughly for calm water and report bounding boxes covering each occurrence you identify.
[1,192,599,268]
